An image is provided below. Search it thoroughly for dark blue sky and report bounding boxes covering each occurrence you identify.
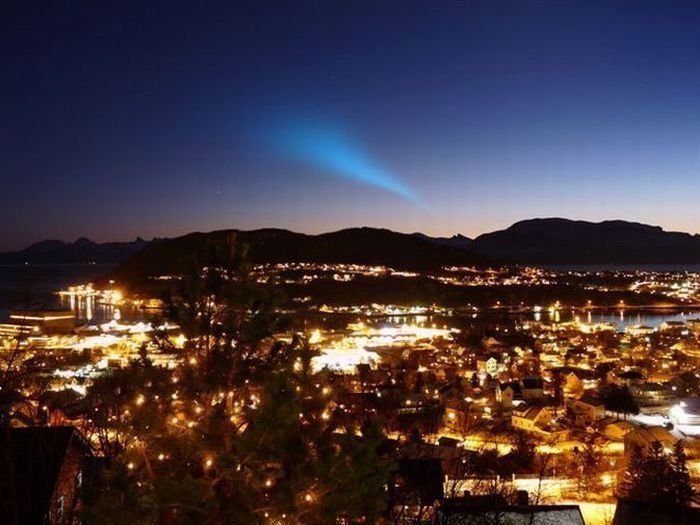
[3,0,700,249]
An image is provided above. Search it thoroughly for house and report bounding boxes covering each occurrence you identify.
[512,405,569,442]
[623,426,678,456]
[567,396,606,426]
[444,398,472,434]
[476,353,503,376]
[0,426,94,525]
[630,382,673,406]
[496,382,521,410]
[564,372,584,397]
[670,397,700,426]
[550,367,597,398]
[601,420,635,441]
[512,405,552,433]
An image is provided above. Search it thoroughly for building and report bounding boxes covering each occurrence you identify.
[511,405,569,442]
[564,372,584,397]
[623,426,678,456]
[476,354,503,376]
[567,396,606,426]
[444,398,472,434]
[0,426,94,524]
[601,419,635,441]
[512,405,552,432]
[0,323,40,338]
[9,310,75,334]
[625,325,656,337]
[631,382,673,406]
[659,320,687,334]
[496,381,520,410]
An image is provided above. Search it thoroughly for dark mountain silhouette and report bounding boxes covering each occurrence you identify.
[9,218,700,273]
[111,227,490,284]
[469,218,700,265]
[412,233,473,251]
[0,238,149,265]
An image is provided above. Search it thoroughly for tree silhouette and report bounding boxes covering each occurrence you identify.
[600,384,639,419]
[572,442,602,497]
[83,243,393,524]
[619,440,694,506]
[669,440,694,506]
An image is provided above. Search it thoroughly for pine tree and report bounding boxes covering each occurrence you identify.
[619,443,645,500]
[619,440,694,506]
[669,440,694,506]
[509,431,535,472]
[573,442,602,496]
[642,441,674,503]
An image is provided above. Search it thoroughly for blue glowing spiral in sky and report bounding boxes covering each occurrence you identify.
[263,117,426,209]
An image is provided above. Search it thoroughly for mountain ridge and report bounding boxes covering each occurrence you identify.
[470,218,700,264]
[0,238,149,265]
[7,218,700,272]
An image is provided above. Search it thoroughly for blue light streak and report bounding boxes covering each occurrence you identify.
[265,119,425,208]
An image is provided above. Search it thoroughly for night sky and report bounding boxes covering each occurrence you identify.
[3,1,700,249]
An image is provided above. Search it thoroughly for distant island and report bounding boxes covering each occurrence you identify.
[0,237,149,265]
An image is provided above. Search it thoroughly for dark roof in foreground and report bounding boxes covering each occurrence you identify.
[0,426,92,525]
[613,499,700,525]
[439,498,585,525]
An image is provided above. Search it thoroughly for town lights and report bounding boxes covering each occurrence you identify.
[670,402,686,421]
[309,329,322,344]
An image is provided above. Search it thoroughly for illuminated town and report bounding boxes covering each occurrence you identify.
[4,260,700,523]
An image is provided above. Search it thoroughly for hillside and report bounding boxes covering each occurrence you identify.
[111,227,491,285]
[470,218,700,264]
